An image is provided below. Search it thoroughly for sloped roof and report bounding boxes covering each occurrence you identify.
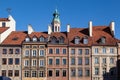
[0,18,9,21]
[0,27,9,34]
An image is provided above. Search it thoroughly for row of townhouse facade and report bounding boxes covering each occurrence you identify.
[0,10,120,80]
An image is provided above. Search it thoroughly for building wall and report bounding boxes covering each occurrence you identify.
[92,46,117,80]
[0,46,22,80]
[69,47,91,80]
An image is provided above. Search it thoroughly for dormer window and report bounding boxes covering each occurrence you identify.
[51,36,57,44]
[59,36,64,43]
[40,36,45,42]
[101,37,106,44]
[74,36,80,44]
[2,22,6,27]
[25,37,30,42]
[83,37,88,44]
[33,37,37,42]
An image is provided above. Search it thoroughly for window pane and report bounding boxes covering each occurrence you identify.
[63,59,66,65]
[39,50,44,56]
[78,49,82,55]
[56,59,60,65]
[95,57,99,64]
[32,71,37,77]
[8,58,13,65]
[15,58,19,65]
[9,49,13,54]
[39,71,44,77]
[39,60,44,66]
[15,70,19,76]
[71,58,75,65]
[3,49,7,54]
[95,48,98,54]
[49,49,53,54]
[78,58,82,65]
[56,49,59,54]
[95,68,99,75]
[15,49,20,54]
[63,49,66,54]
[71,49,75,54]
[71,69,76,77]
[56,70,59,77]
[63,70,66,77]
[49,70,52,77]
[32,50,37,56]
[78,69,82,77]
[24,71,30,77]
[85,49,89,55]
[2,58,7,65]
[85,58,89,65]
[2,70,6,76]
[103,48,106,53]
[85,69,90,76]
[25,50,29,57]
[8,70,13,77]
[49,59,53,65]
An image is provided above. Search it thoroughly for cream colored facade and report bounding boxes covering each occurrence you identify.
[92,46,117,80]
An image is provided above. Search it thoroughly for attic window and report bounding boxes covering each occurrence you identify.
[25,37,30,42]
[2,22,6,27]
[40,36,45,42]
[51,36,57,44]
[74,36,80,44]
[12,37,18,41]
[83,37,88,44]
[33,37,37,42]
[59,36,64,43]
[101,37,106,44]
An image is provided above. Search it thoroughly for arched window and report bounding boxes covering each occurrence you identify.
[83,36,88,44]
[74,36,80,44]
[25,37,30,42]
[101,37,106,44]
[59,36,64,43]
[51,36,57,44]
[32,37,37,42]
[40,36,45,42]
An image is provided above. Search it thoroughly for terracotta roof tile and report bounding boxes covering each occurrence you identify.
[0,27,9,34]
[0,18,9,21]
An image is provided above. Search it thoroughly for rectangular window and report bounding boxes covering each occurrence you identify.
[32,50,37,56]
[85,49,89,55]
[56,59,60,65]
[15,49,20,54]
[102,58,106,64]
[78,69,82,77]
[95,48,98,54]
[56,70,59,77]
[85,69,90,76]
[103,68,106,75]
[32,71,37,77]
[15,70,19,76]
[110,58,114,64]
[39,60,44,67]
[9,49,13,54]
[39,71,44,77]
[95,57,99,64]
[71,49,75,54]
[85,57,89,65]
[71,69,76,77]
[71,58,75,65]
[49,59,53,65]
[78,49,82,55]
[2,70,6,76]
[8,58,13,65]
[110,48,114,53]
[15,58,20,65]
[8,70,13,77]
[32,60,37,66]
[56,49,59,54]
[95,68,99,75]
[3,49,7,54]
[62,59,66,65]
[2,22,6,27]
[24,71,29,77]
[78,58,82,65]
[39,50,44,56]
[63,70,66,77]
[49,70,52,77]
[49,49,53,54]
[2,58,7,65]
[103,48,106,53]
[24,60,29,66]
[25,50,29,57]
[63,49,66,54]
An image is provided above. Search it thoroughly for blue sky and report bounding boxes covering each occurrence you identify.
[0,0,120,39]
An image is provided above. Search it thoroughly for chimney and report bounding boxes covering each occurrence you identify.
[48,25,52,34]
[89,21,92,37]
[28,24,34,34]
[110,21,115,36]
[67,24,70,32]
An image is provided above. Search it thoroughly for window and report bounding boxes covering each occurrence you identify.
[85,57,89,65]
[40,36,45,42]
[24,71,29,77]
[63,70,66,77]
[8,70,13,77]
[103,48,106,53]
[39,50,44,56]
[32,71,37,77]
[49,70,52,77]
[71,69,76,77]
[25,37,30,42]
[15,49,20,54]
[71,57,75,65]
[63,49,66,54]
[32,60,37,66]
[2,58,7,65]
[25,50,29,57]
[103,68,106,75]
[49,59,53,65]
[74,36,80,44]
[32,50,37,56]
[83,37,88,44]
[110,58,114,64]
[15,70,19,76]
[62,59,66,65]
[2,70,6,76]
[8,58,13,65]
[3,49,7,54]
[78,69,82,77]
[59,37,64,43]
[39,71,44,77]
[102,58,106,64]
[56,49,59,54]
[33,37,37,42]
[101,37,106,43]
[55,26,57,32]
[95,68,99,75]
[110,48,114,53]
[24,60,29,66]
[78,58,82,65]
[78,49,82,55]
[85,69,90,76]
[71,49,75,54]
[51,37,57,44]
[85,49,89,55]
[39,60,44,67]
[49,49,53,54]
[9,49,13,54]
[56,59,60,65]
[95,48,98,54]
[2,22,6,27]
[56,70,59,77]
[95,57,99,64]
[15,58,19,65]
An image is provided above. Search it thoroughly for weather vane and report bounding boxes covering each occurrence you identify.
[6,8,12,14]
